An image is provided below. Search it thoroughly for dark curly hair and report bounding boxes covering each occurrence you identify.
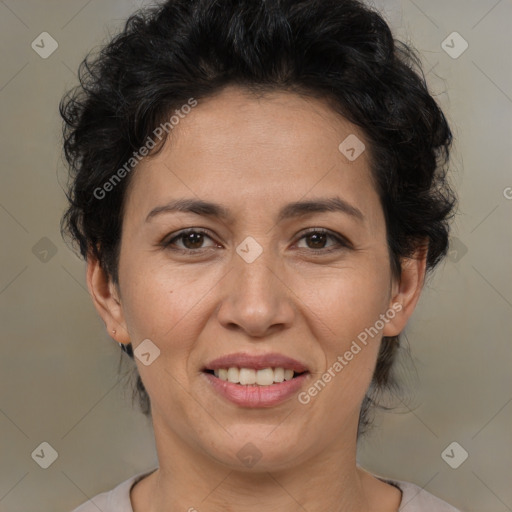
[59,0,456,437]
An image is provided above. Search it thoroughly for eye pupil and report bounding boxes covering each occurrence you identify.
[307,233,327,249]
[183,232,204,249]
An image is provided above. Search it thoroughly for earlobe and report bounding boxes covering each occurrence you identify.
[383,247,428,337]
[86,250,130,344]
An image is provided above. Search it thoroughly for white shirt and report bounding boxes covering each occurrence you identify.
[70,468,462,511]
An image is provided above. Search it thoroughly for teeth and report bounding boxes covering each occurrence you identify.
[239,368,256,385]
[212,367,299,385]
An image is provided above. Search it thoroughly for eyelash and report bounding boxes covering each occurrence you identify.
[160,228,352,255]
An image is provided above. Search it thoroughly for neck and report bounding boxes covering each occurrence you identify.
[131,413,396,512]
[150,454,369,512]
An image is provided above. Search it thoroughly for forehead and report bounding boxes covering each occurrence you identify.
[164,86,365,157]
[123,86,380,224]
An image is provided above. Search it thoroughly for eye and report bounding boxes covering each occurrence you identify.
[160,227,351,254]
[295,228,351,252]
[161,228,219,252]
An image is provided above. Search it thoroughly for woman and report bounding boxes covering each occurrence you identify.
[61,0,461,510]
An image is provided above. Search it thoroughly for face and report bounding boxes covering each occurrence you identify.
[89,85,422,472]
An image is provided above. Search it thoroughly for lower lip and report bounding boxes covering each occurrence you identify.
[202,372,309,408]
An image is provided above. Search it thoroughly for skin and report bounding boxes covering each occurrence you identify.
[87,85,426,512]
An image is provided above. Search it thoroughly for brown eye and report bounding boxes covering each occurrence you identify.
[162,229,217,252]
[296,229,350,252]
[304,232,328,249]
[180,231,206,249]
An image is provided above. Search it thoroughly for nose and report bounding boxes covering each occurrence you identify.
[216,245,296,338]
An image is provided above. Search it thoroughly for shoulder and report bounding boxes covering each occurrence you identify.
[69,468,157,512]
[384,477,462,512]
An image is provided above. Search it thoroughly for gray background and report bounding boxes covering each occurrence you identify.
[0,1,511,511]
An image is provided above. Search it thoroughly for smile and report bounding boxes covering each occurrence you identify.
[204,367,307,386]
[202,369,310,408]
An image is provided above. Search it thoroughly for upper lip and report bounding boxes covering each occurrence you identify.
[203,352,309,373]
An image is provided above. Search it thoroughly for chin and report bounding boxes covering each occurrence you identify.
[201,428,308,471]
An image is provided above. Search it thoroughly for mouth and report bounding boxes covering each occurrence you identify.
[201,352,311,407]
[201,365,310,408]
[202,352,310,387]
[202,367,309,386]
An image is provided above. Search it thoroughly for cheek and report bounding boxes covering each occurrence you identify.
[295,267,390,418]
[118,263,208,410]
[119,255,212,337]
[118,255,228,384]
[293,253,391,401]
[296,256,391,343]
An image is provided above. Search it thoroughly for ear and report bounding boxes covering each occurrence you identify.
[383,245,428,337]
[86,249,130,345]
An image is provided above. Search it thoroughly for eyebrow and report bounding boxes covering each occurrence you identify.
[145,197,365,224]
